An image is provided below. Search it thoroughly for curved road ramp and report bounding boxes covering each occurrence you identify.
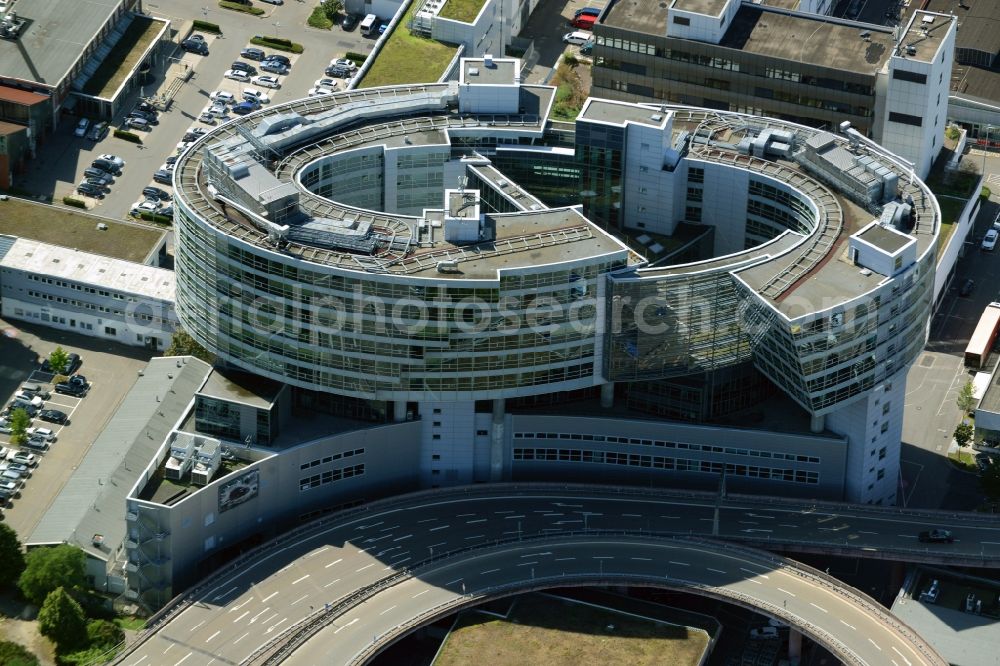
[114,485,953,666]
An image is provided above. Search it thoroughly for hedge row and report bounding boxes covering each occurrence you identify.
[192,19,222,34]
[250,36,304,53]
[114,129,142,144]
[307,6,334,29]
[63,196,87,209]
[344,51,367,65]
[219,1,265,16]
[139,212,173,224]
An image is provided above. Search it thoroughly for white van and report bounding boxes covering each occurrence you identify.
[562,31,592,45]
[360,13,378,36]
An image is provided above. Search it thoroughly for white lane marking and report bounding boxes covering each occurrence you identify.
[840,620,856,630]
[163,645,173,654]
[857,531,877,535]
[494,510,514,514]
[249,607,271,624]
[746,579,762,585]
[417,518,437,523]
[542,513,563,517]
[660,515,679,519]
[393,534,413,542]
[212,586,238,601]
[554,557,575,561]
[386,557,411,567]
[456,513,476,517]
[504,514,526,519]
[205,630,220,642]
[260,613,278,626]
[868,638,881,651]
[325,558,343,568]
[592,556,614,560]
[379,525,400,532]
[622,513,641,517]
[446,578,463,586]
[707,568,727,574]
[429,525,450,532]
[517,561,538,567]
[233,632,250,644]
[631,557,652,561]
[323,578,341,588]
[779,524,798,528]
[481,568,501,574]
[897,534,917,538]
[173,654,192,666]
[128,657,148,666]
[233,611,250,623]
[307,546,329,557]
[981,541,1000,545]
[290,594,309,606]
[428,541,447,548]
[891,646,912,665]
[379,605,397,616]
[292,574,310,585]
[810,603,828,613]
[277,563,294,574]
[334,618,359,634]
[228,598,252,612]
[261,591,278,603]
[668,560,690,566]
[740,567,769,578]
[356,563,375,572]
[466,518,487,524]
[465,534,485,540]
[266,618,287,633]
[777,588,796,597]
[413,589,429,598]
[189,620,205,632]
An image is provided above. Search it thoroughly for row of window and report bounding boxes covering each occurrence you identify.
[25,274,131,300]
[512,448,820,484]
[24,290,169,325]
[512,432,820,463]
[299,448,364,470]
[300,464,364,491]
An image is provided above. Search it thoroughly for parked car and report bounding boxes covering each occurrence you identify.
[574,6,601,18]
[341,14,359,30]
[571,14,596,29]
[230,61,258,76]
[243,88,270,104]
[74,118,90,138]
[10,452,37,467]
[130,108,158,123]
[131,201,161,217]
[126,117,150,131]
[76,183,105,199]
[210,90,235,105]
[39,408,67,425]
[84,174,112,187]
[136,101,158,115]
[1,470,24,484]
[143,186,171,201]
[231,101,258,116]
[0,479,19,494]
[224,69,251,82]
[325,64,352,78]
[19,384,49,399]
[91,159,120,176]
[260,60,289,75]
[88,121,109,141]
[26,427,55,442]
[55,382,87,397]
[918,529,954,543]
[330,58,357,72]
[308,87,334,97]
[3,463,31,477]
[259,0,283,4]
[241,47,266,61]
[188,33,206,42]
[982,229,998,251]
[264,54,290,66]
[563,31,592,45]
[22,439,48,453]
[12,394,42,409]
[251,74,281,89]
[153,169,173,185]
[83,168,113,182]
[9,402,38,417]
[580,40,594,56]
[84,178,111,191]
[181,39,208,55]
[959,278,975,297]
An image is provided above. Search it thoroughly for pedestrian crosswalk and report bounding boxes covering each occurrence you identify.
[985,173,1000,186]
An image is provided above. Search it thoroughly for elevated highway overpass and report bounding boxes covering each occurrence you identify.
[117,483,997,665]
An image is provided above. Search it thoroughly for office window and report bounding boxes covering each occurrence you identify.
[878,447,887,460]
[877,468,885,480]
[892,70,927,84]
[673,16,690,26]
[882,402,891,415]
[880,422,889,434]
[888,112,922,127]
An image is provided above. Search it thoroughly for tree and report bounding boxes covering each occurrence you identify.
[321,0,344,20]
[981,460,1000,501]
[954,422,975,448]
[8,408,30,446]
[0,640,39,666]
[164,329,214,364]
[0,524,25,590]
[37,587,87,652]
[86,619,124,651]
[18,545,86,606]
[957,381,977,418]
[47,347,69,376]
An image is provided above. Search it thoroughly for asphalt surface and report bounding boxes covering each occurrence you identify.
[115,484,1000,666]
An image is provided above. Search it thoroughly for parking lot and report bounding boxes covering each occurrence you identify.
[17,1,375,221]
[0,318,153,539]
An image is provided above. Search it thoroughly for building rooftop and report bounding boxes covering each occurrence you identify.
[0,238,175,301]
[462,58,518,85]
[26,357,212,560]
[721,7,894,75]
[0,0,125,87]
[579,99,671,127]
[603,0,670,36]
[198,368,284,409]
[0,198,166,263]
[856,223,912,253]
[0,86,49,106]
[895,11,954,64]
[977,341,1000,414]
[924,0,1000,56]
[467,163,547,211]
[671,0,729,15]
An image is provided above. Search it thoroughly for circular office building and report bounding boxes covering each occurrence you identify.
[174,57,939,505]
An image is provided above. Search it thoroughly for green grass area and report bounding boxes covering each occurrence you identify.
[438,0,487,22]
[935,195,965,258]
[114,616,146,632]
[308,5,334,29]
[434,594,709,666]
[81,17,164,98]
[949,449,977,472]
[550,60,587,121]
[0,198,164,262]
[359,4,458,88]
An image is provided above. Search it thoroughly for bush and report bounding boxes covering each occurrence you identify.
[563,52,579,66]
[86,619,124,651]
[0,641,38,666]
[250,36,304,53]
[38,588,87,652]
[308,6,334,29]
[139,212,172,224]
[982,186,992,200]
[8,408,30,446]
[345,51,367,65]
[0,524,25,590]
[62,196,87,209]
[114,129,142,144]
[219,0,265,15]
[192,19,222,34]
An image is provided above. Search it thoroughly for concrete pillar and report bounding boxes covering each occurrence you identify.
[810,413,825,433]
[393,400,407,423]
[489,398,505,482]
[600,382,614,409]
[788,627,803,661]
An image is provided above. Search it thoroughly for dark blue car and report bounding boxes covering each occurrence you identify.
[231,101,259,115]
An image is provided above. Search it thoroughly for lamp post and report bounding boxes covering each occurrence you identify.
[273,21,281,38]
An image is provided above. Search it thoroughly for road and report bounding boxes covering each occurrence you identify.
[114,483,999,666]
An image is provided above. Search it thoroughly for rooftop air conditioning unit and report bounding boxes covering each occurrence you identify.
[484,54,495,67]
[96,223,108,231]
[469,67,479,76]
